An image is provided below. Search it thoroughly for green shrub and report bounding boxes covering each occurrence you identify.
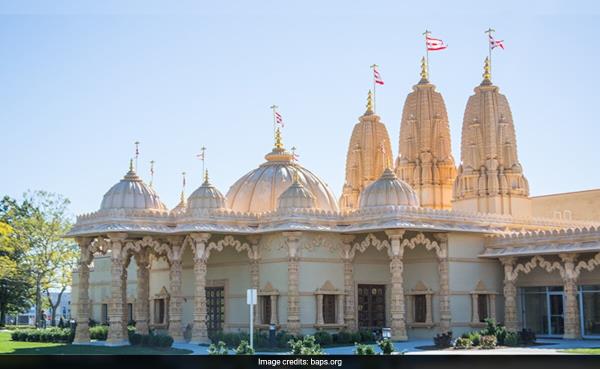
[433,331,453,348]
[354,343,376,355]
[504,331,519,347]
[518,329,536,346]
[314,330,332,346]
[480,318,507,345]
[480,335,497,349]
[336,330,353,344]
[289,335,324,355]
[208,341,229,355]
[377,338,395,355]
[276,331,296,348]
[89,325,108,341]
[461,331,480,346]
[454,337,472,349]
[10,328,72,343]
[129,333,143,345]
[235,340,255,355]
[358,329,374,342]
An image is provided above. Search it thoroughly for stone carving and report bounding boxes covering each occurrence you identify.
[351,233,391,258]
[207,235,252,259]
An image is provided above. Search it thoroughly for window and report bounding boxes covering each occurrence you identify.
[101,304,108,324]
[261,296,271,325]
[128,303,133,322]
[154,299,166,324]
[206,286,225,332]
[414,295,427,323]
[478,295,489,322]
[323,295,336,324]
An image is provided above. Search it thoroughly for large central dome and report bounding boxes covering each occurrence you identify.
[226,134,338,213]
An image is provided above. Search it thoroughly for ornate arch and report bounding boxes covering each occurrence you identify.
[350,233,391,259]
[206,235,252,259]
[89,237,110,256]
[401,232,443,258]
[575,252,600,275]
[511,255,564,280]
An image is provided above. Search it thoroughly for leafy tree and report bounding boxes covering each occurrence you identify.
[0,197,35,326]
[9,191,75,327]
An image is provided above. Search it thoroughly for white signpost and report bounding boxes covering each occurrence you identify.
[247,288,257,350]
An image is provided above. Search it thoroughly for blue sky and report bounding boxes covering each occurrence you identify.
[1,1,599,216]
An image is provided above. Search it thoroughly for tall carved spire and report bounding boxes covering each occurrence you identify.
[340,91,393,211]
[452,58,531,216]
[394,60,456,210]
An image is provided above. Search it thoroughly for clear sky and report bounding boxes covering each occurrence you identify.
[1,1,599,217]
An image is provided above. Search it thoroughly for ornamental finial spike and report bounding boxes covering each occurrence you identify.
[204,169,209,184]
[180,171,186,203]
[482,56,492,84]
[419,56,429,83]
[365,90,373,114]
[274,127,284,149]
[129,158,134,172]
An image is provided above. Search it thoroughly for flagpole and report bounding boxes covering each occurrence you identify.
[485,28,495,77]
[270,105,278,140]
[423,30,431,79]
[370,64,377,113]
[134,141,140,172]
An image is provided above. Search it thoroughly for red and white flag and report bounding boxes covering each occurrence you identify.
[275,111,284,126]
[426,35,447,51]
[373,66,384,85]
[489,34,505,50]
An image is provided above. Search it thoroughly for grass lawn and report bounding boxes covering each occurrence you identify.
[0,331,192,355]
[562,348,600,354]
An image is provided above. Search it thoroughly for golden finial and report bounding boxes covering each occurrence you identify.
[482,57,492,83]
[420,56,429,83]
[274,127,284,149]
[292,170,299,183]
[203,169,209,184]
[129,158,134,172]
[365,90,373,113]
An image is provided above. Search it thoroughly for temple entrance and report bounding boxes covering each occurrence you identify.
[357,284,386,329]
[206,286,225,333]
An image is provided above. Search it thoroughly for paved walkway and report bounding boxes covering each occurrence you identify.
[172,338,600,355]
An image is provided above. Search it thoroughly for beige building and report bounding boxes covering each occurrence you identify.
[68,59,600,346]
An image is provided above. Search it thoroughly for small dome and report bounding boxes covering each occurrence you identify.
[100,163,167,211]
[359,168,419,208]
[187,176,227,211]
[278,177,316,210]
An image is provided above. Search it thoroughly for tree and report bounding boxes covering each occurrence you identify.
[10,191,75,327]
[0,196,35,326]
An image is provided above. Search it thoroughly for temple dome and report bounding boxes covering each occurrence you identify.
[359,168,419,208]
[226,134,338,213]
[187,175,227,211]
[277,176,316,210]
[100,162,167,211]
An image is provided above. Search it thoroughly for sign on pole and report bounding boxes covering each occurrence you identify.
[247,289,257,350]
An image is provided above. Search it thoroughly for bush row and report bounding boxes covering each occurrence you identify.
[451,319,537,350]
[11,328,74,343]
[129,333,174,348]
[208,329,376,349]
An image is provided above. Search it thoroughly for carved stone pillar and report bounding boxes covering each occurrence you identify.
[560,253,581,339]
[386,230,407,341]
[284,232,302,334]
[341,235,356,330]
[434,233,451,332]
[490,294,496,320]
[135,248,150,335]
[316,294,324,325]
[191,233,211,344]
[121,265,128,339]
[107,233,127,345]
[248,236,261,324]
[73,238,92,344]
[500,256,518,331]
[168,240,184,342]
